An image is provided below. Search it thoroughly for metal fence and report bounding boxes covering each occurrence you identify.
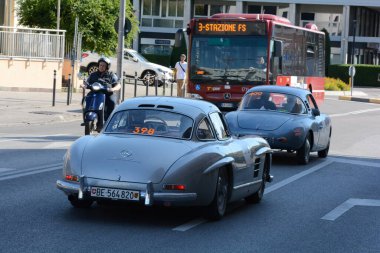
[0,26,65,60]
[65,32,82,60]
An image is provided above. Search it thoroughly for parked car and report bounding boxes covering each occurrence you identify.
[80,49,173,86]
[56,96,273,220]
[225,86,332,165]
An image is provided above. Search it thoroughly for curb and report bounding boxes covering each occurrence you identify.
[338,96,380,104]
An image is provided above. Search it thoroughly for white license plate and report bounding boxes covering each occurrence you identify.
[90,187,140,201]
[221,103,234,108]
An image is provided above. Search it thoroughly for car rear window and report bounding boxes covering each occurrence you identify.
[105,109,194,139]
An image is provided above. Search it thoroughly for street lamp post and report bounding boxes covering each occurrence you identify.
[350,20,357,64]
[57,0,61,30]
[350,20,357,97]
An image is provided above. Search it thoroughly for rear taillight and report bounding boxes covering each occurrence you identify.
[81,53,89,58]
[163,184,186,191]
[65,174,79,182]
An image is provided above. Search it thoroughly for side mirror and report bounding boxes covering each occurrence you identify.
[312,108,320,116]
[133,57,138,62]
[274,40,283,58]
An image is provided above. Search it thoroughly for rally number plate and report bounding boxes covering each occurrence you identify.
[91,187,140,201]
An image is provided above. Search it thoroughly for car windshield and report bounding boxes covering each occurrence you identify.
[190,36,268,85]
[240,91,307,114]
[128,50,148,62]
[105,109,194,139]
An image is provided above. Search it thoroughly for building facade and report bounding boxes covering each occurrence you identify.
[133,0,380,65]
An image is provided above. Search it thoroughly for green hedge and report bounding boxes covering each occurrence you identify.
[328,64,380,87]
[141,54,172,68]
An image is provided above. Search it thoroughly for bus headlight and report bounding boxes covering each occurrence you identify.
[187,93,204,99]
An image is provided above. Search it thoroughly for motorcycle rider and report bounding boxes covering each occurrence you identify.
[82,57,120,128]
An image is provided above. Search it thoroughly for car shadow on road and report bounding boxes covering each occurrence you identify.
[271,151,319,166]
[60,201,206,229]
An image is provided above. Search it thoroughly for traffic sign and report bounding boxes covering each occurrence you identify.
[349,65,356,77]
[114,17,132,36]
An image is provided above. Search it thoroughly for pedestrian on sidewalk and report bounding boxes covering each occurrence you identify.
[174,54,187,97]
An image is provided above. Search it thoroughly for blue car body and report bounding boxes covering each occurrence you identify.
[225,86,332,164]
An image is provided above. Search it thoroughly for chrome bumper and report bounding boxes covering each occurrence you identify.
[57,179,80,195]
[56,179,197,205]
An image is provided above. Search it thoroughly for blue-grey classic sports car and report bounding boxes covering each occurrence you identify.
[57,96,273,220]
[225,86,332,165]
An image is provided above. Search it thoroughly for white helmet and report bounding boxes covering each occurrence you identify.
[98,57,111,70]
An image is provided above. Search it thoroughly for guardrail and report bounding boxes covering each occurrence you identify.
[0,26,65,60]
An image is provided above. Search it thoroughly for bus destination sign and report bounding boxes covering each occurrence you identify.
[195,21,266,35]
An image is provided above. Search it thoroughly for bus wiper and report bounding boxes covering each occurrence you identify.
[213,74,241,80]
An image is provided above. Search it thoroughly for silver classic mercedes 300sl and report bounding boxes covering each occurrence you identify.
[57,96,273,220]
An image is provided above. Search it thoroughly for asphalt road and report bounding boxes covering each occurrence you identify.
[0,96,379,253]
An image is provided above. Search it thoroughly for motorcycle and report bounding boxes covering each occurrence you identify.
[82,80,108,135]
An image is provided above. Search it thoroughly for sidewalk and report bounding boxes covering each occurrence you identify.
[0,83,178,127]
[326,87,380,104]
[1,85,379,127]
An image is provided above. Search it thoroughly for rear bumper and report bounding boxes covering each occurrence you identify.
[56,179,197,205]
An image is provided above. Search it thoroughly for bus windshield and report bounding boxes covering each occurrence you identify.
[190,36,268,85]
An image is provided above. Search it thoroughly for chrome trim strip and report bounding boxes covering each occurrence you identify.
[233,179,262,190]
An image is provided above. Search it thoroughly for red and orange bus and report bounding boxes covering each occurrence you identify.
[176,13,325,110]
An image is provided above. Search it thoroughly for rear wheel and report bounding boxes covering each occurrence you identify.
[296,134,311,165]
[68,195,93,208]
[207,168,229,220]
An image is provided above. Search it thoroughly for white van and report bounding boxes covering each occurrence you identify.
[80,49,173,86]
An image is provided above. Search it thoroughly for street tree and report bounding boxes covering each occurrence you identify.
[17,0,138,55]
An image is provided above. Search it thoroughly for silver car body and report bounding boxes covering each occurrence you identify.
[57,97,272,214]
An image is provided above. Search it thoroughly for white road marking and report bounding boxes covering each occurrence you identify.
[0,163,61,181]
[172,218,207,232]
[266,157,380,195]
[0,138,19,143]
[329,108,380,118]
[0,168,15,173]
[173,159,336,232]
[43,141,71,149]
[265,159,334,194]
[321,198,380,221]
[331,157,380,168]
[0,133,72,143]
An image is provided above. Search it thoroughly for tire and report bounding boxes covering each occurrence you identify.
[68,195,93,208]
[296,134,311,165]
[142,71,155,86]
[318,138,330,158]
[85,121,95,135]
[207,168,229,220]
[245,157,268,204]
[87,63,98,74]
